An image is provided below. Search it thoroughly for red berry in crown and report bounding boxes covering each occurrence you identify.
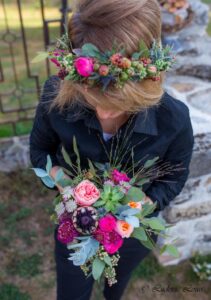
[99,65,110,76]
[119,57,132,69]
[140,57,152,67]
[110,53,123,66]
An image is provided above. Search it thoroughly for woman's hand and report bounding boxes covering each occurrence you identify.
[49,166,71,193]
[143,195,154,205]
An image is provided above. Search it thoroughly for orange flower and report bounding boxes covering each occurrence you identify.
[128,201,142,210]
[115,220,134,238]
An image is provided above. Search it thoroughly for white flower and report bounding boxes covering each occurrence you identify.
[65,200,77,213]
[104,180,115,187]
[55,202,65,217]
[61,186,74,201]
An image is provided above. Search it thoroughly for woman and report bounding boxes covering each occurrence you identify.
[29,0,194,299]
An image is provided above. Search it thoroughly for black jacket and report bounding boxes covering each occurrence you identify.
[29,75,194,215]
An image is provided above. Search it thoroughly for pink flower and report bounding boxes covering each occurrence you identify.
[50,58,60,67]
[93,228,107,244]
[93,228,123,254]
[111,169,130,184]
[74,57,94,77]
[128,201,142,210]
[98,214,117,232]
[115,220,134,238]
[104,231,123,254]
[57,220,78,244]
[74,180,100,206]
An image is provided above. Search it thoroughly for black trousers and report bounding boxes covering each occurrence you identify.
[54,226,158,300]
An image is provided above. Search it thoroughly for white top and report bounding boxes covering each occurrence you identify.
[102,132,114,141]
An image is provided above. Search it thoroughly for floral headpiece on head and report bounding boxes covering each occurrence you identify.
[33,30,176,92]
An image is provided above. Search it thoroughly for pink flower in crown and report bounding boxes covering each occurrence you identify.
[57,219,78,244]
[53,49,65,56]
[98,214,117,232]
[74,57,94,77]
[111,169,130,184]
[50,58,60,67]
[74,180,100,206]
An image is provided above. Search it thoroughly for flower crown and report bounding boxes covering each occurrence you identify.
[33,31,176,92]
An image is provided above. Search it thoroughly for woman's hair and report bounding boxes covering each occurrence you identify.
[51,0,164,113]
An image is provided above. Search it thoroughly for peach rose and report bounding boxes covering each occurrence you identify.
[74,180,100,206]
[115,220,134,238]
[128,201,142,210]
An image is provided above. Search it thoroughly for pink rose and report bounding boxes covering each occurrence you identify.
[111,169,130,184]
[74,57,94,77]
[99,214,117,232]
[74,180,100,206]
[115,220,134,238]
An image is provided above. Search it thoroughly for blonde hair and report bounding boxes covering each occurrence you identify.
[51,0,164,113]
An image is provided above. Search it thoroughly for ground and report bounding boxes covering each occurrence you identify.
[0,170,210,300]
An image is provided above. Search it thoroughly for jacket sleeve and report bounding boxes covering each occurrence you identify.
[145,111,194,212]
[29,76,60,189]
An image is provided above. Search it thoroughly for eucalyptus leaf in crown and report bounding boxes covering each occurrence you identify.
[32,30,176,92]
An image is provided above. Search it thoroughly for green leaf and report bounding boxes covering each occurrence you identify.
[144,157,159,169]
[132,52,142,60]
[88,159,96,176]
[93,200,106,207]
[136,178,150,186]
[93,162,106,171]
[104,255,112,267]
[55,168,65,183]
[132,227,148,241]
[92,258,105,280]
[81,43,101,58]
[61,146,74,170]
[139,202,157,217]
[127,187,145,202]
[142,217,166,231]
[46,155,52,174]
[138,41,149,57]
[73,136,81,174]
[140,237,155,250]
[31,51,49,63]
[165,245,180,258]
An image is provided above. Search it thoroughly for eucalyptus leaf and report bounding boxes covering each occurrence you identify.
[31,168,48,178]
[81,43,101,58]
[46,155,52,174]
[104,255,112,267]
[31,51,49,63]
[41,175,55,188]
[132,227,148,241]
[142,217,166,231]
[92,258,105,280]
[127,187,145,202]
[125,216,139,228]
[55,168,65,183]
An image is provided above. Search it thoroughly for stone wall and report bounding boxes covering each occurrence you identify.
[0,0,210,266]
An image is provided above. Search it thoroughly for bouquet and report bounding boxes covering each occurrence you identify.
[32,136,179,286]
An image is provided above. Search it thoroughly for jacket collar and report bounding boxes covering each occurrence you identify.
[65,101,159,137]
